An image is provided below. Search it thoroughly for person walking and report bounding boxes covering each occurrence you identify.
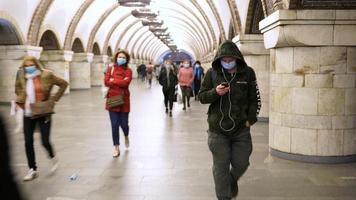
[178,59,194,110]
[146,62,154,88]
[193,61,204,100]
[198,41,261,200]
[15,56,68,181]
[104,50,133,157]
[158,59,178,117]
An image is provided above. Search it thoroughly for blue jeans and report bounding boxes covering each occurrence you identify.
[109,111,129,145]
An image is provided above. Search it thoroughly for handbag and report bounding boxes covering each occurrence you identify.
[107,94,124,108]
[30,100,55,118]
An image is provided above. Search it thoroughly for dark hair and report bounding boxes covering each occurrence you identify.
[194,61,201,66]
[113,50,130,67]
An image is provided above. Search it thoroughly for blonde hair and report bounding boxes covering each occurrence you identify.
[21,56,44,71]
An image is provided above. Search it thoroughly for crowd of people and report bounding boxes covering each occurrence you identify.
[2,41,261,200]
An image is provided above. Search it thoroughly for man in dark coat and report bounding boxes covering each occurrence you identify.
[199,40,261,200]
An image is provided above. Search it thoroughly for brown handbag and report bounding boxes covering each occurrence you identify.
[30,100,55,118]
[107,94,124,108]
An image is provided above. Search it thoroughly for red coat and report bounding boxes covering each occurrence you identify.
[104,64,132,112]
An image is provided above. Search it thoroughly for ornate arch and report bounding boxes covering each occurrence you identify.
[226,0,242,34]
[102,12,132,54]
[63,0,95,50]
[72,38,85,53]
[165,0,213,52]
[190,0,217,50]
[245,0,265,34]
[206,0,226,41]
[92,42,101,55]
[27,0,54,46]
[124,26,146,51]
[0,13,24,45]
[114,19,141,51]
[86,4,119,52]
[39,30,60,50]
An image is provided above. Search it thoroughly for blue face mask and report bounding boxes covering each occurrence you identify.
[24,65,37,74]
[221,60,236,70]
[117,58,127,66]
[195,64,200,68]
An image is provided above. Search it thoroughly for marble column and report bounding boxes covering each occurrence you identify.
[91,55,108,86]
[40,50,73,94]
[0,45,42,103]
[234,34,270,120]
[70,53,94,90]
[260,10,356,163]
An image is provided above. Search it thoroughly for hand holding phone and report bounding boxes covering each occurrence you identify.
[221,82,229,87]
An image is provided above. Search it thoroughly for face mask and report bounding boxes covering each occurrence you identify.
[24,65,37,74]
[183,63,190,68]
[195,64,200,68]
[221,60,236,70]
[117,58,126,66]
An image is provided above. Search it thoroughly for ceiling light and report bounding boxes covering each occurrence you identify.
[118,0,151,7]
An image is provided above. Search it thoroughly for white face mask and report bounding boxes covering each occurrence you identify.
[183,63,190,68]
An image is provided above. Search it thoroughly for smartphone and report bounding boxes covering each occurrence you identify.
[221,82,229,87]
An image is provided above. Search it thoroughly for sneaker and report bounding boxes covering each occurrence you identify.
[23,169,38,181]
[183,107,186,111]
[50,157,59,173]
[113,146,120,157]
[165,108,168,113]
[125,136,130,148]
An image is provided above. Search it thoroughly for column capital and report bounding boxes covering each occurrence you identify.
[259,9,356,49]
[40,50,74,62]
[233,34,269,55]
[72,53,94,62]
[0,45,42,60]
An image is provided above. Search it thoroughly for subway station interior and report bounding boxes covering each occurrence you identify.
[0,0,356,199]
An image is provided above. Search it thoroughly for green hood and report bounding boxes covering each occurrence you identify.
[212,40,247,71]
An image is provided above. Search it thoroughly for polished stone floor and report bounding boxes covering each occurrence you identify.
[1,80,356,200]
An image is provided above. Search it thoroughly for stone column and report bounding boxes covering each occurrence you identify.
[40,50,73,94]
[70,53,94,90]
[260,10,356,163]
[235,34,270,120]
[91,55,108,86]
[0,45,42,103]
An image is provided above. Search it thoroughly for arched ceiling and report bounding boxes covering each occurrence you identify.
[0,0,262,62]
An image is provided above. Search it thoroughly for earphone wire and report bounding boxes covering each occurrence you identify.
[219,67,237,132]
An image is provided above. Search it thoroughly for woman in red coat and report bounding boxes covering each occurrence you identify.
[104,50,133,157]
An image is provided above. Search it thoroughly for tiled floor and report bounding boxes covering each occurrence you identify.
[1,80,356,200]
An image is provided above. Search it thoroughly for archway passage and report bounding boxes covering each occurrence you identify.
[93,43,101,55]
[0,19,22,45]
[39,30,60,50]
[72,38,85,53]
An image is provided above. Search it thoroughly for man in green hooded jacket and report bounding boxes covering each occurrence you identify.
[199,41,261,200]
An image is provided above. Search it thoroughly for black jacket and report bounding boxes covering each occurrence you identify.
[198,40,261,135]
[158,65,178,89]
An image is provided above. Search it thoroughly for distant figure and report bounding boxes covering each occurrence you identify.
[146,62,154,88]
[104,50,133,157]
[138,63,147,82]
[0,114,24,200]
[158,59,178,117]
[178,59,194,110]
[193,61,204,100]
[15,56,68,181]
[199,41,261,200]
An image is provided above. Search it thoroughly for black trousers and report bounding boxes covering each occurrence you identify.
[24,116,55,170]
[162,86,175,110]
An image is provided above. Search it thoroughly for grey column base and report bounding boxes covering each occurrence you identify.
[270,148,356,164]
[258,117,269,122]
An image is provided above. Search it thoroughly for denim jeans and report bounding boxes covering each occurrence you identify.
[109,111,129,145]
[208,127,252,200]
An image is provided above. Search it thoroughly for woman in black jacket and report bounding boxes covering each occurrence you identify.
[158,59,178,117]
